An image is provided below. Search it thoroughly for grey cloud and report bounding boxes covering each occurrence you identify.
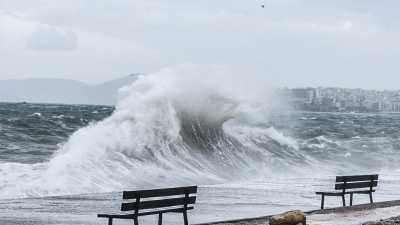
[1,0,400,88]
[26,26,78,51]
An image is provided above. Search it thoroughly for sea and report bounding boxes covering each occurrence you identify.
[1,72,400,225]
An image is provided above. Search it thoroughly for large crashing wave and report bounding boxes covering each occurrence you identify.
[0,65,301,198]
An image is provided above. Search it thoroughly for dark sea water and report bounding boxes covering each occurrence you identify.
[1,102,400,225]
[0,103,113,164]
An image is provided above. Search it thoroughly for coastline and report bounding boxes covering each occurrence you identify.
[195,200,400,225]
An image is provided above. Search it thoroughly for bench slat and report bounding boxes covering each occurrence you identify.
[316,192,344,196]
[121,196,196,211]
[98,214,135,219]
[335,181,377,190]
[139,206,194,216]
[98,206,194,219]
[316,190,375,196]
[123,186,197,199]
[336,175,378,182]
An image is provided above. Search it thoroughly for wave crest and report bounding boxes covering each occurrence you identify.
[0,64,294,198]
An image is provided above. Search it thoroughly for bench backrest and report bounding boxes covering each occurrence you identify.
[121,186,197,213]
[335,174,378,192]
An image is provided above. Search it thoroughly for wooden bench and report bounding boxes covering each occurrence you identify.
[316,174,378,209]
[98,186,197,225]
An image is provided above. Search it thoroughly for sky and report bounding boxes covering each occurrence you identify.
[0,0,400,89]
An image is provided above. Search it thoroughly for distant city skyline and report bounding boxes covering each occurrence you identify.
[286,87,400,112]
[1,1,400,88]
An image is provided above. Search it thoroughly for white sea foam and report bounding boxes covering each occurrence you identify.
[0,64,293,198]
[52,114,65,119]
[30,112,42,117]
[315,136,337,144]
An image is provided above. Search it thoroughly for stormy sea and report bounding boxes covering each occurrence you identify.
[0,70,400,225]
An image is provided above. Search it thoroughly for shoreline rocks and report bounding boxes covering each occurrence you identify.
[269,211,306,225]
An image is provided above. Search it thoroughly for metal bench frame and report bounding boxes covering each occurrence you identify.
[316,174,378,209]
[98,186,197,225]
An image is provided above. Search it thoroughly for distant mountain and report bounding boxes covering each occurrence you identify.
[88,74,140,105]
[0,74,141,105]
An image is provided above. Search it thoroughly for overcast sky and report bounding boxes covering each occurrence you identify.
[0,0,399,89]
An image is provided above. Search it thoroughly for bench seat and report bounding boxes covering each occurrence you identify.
[98,206,194,218]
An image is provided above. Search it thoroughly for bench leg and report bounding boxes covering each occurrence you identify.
[158,213,163,225]
[369,192,373,203]
[342,194,346,207]
[183,210,188,225]
[350,193,353,206]
[108,218,113,225]
[321,194,325,209]
[134,217,139,225]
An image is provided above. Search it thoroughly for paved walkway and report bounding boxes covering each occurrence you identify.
[195,200,400,225]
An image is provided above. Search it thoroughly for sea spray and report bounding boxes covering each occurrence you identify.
[0,64,295,198]
[0,89,399,200]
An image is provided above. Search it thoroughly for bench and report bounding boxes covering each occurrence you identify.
[316,174,378,209]
[98,186,197,225]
